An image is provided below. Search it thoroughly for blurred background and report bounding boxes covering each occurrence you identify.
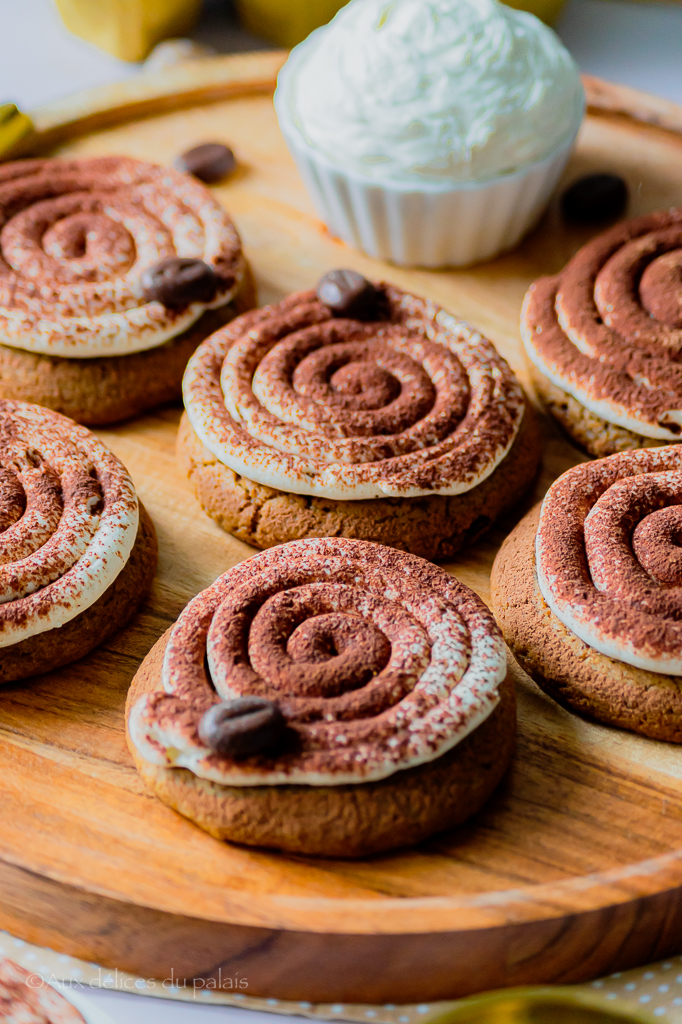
[1,0,681,112]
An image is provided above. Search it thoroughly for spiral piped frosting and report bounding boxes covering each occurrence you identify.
[537,446,682,674]
[0,156,244,357]
[128,538,507,786]
[0,399,138,646]
[183,284,525,500]
[522,208,682,439]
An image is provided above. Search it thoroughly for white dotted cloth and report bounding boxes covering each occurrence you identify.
[2,930,682,1020]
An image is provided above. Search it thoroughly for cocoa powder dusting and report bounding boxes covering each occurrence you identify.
[523,208,682,433]
[0,155,244,355]
[537,446,682,671]
[183,283,525,499]
[0,398,138,640]
[130,537,507,785]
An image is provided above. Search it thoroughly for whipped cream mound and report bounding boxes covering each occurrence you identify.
[281,0,584,185]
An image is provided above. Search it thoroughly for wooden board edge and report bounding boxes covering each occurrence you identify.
[22,50,287,155]
[5,828,682,935]
[3,855,682,1002]
[583,73,682,136]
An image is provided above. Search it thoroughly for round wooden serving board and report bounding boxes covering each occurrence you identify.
[3,51,682,1005]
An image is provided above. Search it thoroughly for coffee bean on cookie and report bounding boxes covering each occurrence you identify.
[199,697,286,758]
[317,269,381,320]
[174,143,236,183]
[561,173,628,224]
[142,257,218,308]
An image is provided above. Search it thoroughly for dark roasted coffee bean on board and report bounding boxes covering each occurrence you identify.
[174,142,236,184]
[141,257,218,308]
[198,697,286,759]
[561,173,628,225]
[316,269,380,320]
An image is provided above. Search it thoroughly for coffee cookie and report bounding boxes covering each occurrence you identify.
[0,399,157,684]
[127,537,515,857]
[522,207,682,457]
[0,957,87,1023]
[178,397,539,560]
[491,446,682,741]
[179,274,540,558]
[0,156,253,425]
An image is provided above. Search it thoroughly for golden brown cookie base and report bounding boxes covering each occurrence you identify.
[177,401,541,561]
[528,361,661,459]
[126,635,516,858]
[0,265,256,426]
[0,503,157,684]
[491,503,682,742]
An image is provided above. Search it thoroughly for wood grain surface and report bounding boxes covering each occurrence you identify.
[2,53,682,1004]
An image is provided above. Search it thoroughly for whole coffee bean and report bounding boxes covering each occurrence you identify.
[316,269,380,320]
[141,257,218,309]
[561,173,628,225]
[199,697,286,759]
[174,142,236,184]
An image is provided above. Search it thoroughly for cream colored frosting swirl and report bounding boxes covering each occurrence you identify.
[183,284,525,500]
[0,156,244,358]
[522,208,682,440]
[278,0,584,185]
[128,537,507,786]
[537,446,682,675]
[0,399,139,647]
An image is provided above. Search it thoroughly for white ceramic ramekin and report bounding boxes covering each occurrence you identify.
[275,43,583,268]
